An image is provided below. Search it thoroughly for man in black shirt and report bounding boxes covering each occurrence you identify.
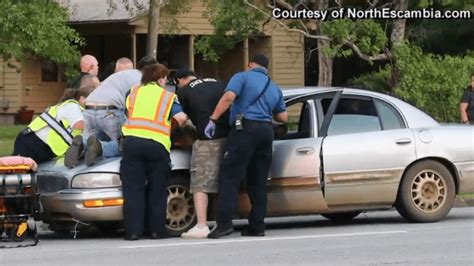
[68,55,99,89]
[460,74,474,124]
[174,69,230,238]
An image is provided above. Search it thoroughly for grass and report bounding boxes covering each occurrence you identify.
[0,125,23,157]
[459,193,474,199]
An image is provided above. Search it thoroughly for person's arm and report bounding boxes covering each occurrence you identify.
[460,102,469,123]
[72,121,84,130]
[170,100,188,127]
[460,90,470,123]
[210,73,244,121]
[210,91,236,121]
[274,111,288,123]
[173,112,188,127]
[273,90,288,123]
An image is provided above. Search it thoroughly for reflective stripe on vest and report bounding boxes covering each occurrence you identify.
[39,112,73,145]
[122,83,175,150]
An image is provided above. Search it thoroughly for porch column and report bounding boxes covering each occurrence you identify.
[189,35,195,70]
[131,33,137,67]
[243,37,249,69]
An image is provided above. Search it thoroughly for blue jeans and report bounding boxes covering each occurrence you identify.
[83,109,126,157]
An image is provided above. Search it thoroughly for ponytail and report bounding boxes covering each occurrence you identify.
[58,88,79,103]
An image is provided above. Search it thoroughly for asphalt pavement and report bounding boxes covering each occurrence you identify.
[1,207,473,265]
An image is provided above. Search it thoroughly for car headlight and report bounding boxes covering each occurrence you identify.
[71,173,121,188]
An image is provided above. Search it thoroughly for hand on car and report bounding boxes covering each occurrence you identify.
[204,120,216,139]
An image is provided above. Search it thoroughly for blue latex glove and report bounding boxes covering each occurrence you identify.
[204,120,216,139]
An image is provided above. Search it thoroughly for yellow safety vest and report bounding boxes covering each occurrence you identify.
[28,99,83,156]
[122,82,175,152]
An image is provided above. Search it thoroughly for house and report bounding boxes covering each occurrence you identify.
[0,0,304,124]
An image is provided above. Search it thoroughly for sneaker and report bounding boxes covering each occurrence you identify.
[85,135,102,166]
[64,135,84,168]
[181,225,210,239]
[207,225,234,239]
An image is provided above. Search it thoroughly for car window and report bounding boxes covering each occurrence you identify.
[374,99,405,130]
[326,98,382,136]
[275,101,312,139]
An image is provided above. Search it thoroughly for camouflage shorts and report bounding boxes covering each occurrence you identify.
[190,138,226,193]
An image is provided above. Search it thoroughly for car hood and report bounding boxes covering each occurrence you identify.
[36,149,192,179]
[37,157,120,178]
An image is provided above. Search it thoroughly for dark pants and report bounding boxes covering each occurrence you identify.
[216,119,274,232]
[120,136,171,236]
[12,131,55,163]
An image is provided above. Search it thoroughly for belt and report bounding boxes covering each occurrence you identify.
[85,105,118,110]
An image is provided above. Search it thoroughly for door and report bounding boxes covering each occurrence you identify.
[320,95,416,208]
[264,98,328,216]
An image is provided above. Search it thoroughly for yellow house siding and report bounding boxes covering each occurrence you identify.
[21,59,66,113]
[269,22,304,87]
[131,0,214,35]
[0,59,22,114]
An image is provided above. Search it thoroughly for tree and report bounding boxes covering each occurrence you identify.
[195,0,411,86]
[107,0,191,59]
[0,0,82,75]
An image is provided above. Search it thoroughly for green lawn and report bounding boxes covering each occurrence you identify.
[0,125,23,156]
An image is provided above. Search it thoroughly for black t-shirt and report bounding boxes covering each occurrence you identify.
[461,87,474,121]
[177,78,230,140]
[68,72,88,89]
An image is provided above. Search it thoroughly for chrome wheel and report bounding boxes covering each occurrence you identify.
[166,184,195,232]
[410,170,446,213]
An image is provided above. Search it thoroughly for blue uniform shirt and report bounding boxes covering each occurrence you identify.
[226,68,286,125]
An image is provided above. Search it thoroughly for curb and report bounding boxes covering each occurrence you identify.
[454,196,474,208]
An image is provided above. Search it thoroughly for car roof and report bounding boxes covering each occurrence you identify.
[282,86,439,128]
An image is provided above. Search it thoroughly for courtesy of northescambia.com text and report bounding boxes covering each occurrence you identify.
[272,7,472,20]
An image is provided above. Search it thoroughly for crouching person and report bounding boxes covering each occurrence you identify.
[12,86,95,163]
[120,63,188,241]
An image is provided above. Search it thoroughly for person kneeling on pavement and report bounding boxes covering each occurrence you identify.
[12,86,95,163]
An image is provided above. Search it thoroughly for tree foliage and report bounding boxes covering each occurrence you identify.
[194,0,264,62]
[352,43,474,122]
[0,0,82,75]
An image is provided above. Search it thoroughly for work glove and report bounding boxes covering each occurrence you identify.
[204,120,216,139]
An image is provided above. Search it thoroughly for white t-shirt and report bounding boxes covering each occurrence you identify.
[35,102,84,143]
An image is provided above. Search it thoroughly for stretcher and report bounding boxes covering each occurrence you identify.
[0,157,39,248]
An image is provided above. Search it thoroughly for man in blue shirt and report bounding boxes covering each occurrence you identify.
[206,54,288,238]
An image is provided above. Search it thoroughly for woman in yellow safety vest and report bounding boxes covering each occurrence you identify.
[121,63,188,241]
[12,86,95,163]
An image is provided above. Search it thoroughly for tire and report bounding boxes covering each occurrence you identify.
[321,211,360,223]
[396,160,455,223]
[165,172,196,237]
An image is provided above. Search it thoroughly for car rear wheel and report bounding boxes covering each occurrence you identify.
[166,172,196,236]
[321,211,361,223]
[396,160,455,223]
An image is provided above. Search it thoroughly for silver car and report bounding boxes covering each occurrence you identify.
[36,87,474,235]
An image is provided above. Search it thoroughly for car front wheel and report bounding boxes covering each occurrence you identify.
[396,160,455,223]
[166,172,196,236]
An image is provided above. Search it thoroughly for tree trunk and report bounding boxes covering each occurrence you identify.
[317,39,333,86]
[316,0,332,86]
[390,0,408,47]
[146,0,161,58]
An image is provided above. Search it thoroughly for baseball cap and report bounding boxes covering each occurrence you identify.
[250,53,269,69]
